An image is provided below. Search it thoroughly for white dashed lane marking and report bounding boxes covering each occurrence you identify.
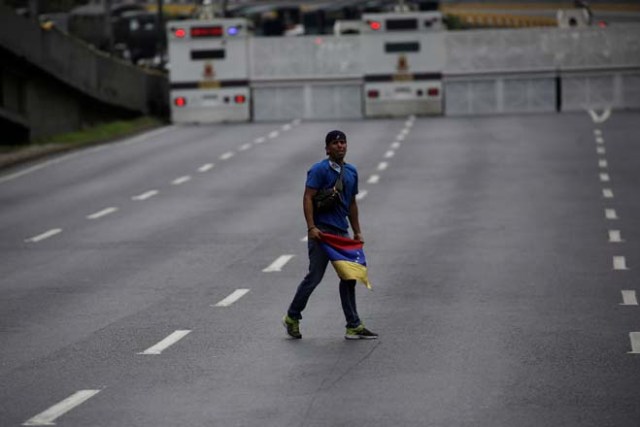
[87,207,118,220]
[213,289,250,307]
[621,291,638,306]
[377,162,388,171]
[356,190,368,201]
[628,333,640,354]
[132,190,158,201]
[598,159,608,168]
[268,131,279,139]
[198,163,215,172]
[596,136,605,144]
[605,209,618,220]
[25,228,62,243]
[254,137,266,144]
[367,175,380,184]
[613,256,628,270]
[384,150,395,159]
[239,143,252,151]
[609,230,623,243]
[263,255,294,272]
[137,330,191,355]
[599,173,610,182]
[220,151,235,160]
[390,142,401,149]
[23,389,102,426]
[172,176,191,185]
[597,146,606,155]
[602,189,614,198]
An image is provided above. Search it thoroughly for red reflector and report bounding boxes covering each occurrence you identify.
[369,21,381,30]
[191,26,223,38]
[367,90,379,98]
[174,97,186,107]
[175,28,186,38]
[598,20,607,28]
[234,95,246,104]
[427,87,439,97]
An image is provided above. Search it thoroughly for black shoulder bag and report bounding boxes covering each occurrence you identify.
[313,165,344,213]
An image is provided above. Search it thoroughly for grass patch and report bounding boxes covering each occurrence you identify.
[32,116,164,147]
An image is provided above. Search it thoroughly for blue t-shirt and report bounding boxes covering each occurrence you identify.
[306,158,358,232]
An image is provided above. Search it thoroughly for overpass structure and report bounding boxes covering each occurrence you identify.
[0,5,168,143]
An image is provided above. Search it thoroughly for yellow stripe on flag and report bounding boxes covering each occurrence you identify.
[332,261,372,289]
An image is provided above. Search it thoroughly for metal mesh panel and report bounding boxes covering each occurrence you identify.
[252,87,304,121]
[252,84,362,121]
[622,73,640,109]
[249,36,362,80]
[444,26,640,74]
[503,77,556,113]
[562,74,616,111]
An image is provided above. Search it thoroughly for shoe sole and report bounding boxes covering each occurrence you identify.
[344,334,378,340]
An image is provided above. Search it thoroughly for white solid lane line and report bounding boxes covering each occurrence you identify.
[356,189,368,201]
[198,163,215,172]
[599,173,610,182]
[377,162,388,171]
[367,175,380,184]
[23,389,101,426]
[138,330,192,355]
[213,289,250,307]
[384,150,395,159]
[220,151,235,160]
[172,176,191,185]
[621,291,638,306]
[239,143,252,151]
[25,228,62,243]
[598,159,608,168]
[613,256,628,270]
[132,190,159,201]
[628,332,640,354]
[605,209,618,220]
[602,188,614,198]
[87,207,118,220]
[609,230,623,243]
[263,255,294,272]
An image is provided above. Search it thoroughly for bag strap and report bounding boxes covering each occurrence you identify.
[334,163,344,192]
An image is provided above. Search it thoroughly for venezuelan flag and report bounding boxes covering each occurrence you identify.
[319,233,372,290]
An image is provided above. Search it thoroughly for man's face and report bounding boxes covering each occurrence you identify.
[326,139,347,161]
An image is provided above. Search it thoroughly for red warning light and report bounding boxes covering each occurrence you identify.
[174,97,187,107]
[367,90,379,98]
[427,87,440,97]
[369,21,382,30]
[234,95,246,104]
[175,28,186,38]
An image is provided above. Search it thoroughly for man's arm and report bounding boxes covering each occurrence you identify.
[303,187,322,240]
[348,196,363,242]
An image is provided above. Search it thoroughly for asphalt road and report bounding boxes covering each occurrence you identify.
[1,112,639,426]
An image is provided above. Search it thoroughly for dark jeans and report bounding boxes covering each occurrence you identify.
[287,225,361,329]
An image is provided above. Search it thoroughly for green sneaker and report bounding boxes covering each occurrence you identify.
[282,315,301,339]
[345,324,378,340]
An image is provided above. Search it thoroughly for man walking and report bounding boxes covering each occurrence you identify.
[283,130,378,340]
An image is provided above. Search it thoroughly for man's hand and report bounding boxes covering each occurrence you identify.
[308,227,323,241]
[353,232,364,243]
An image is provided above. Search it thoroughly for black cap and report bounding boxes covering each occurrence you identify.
[325,130,347,145]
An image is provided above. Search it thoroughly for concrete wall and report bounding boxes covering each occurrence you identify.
[0,5,168,142]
